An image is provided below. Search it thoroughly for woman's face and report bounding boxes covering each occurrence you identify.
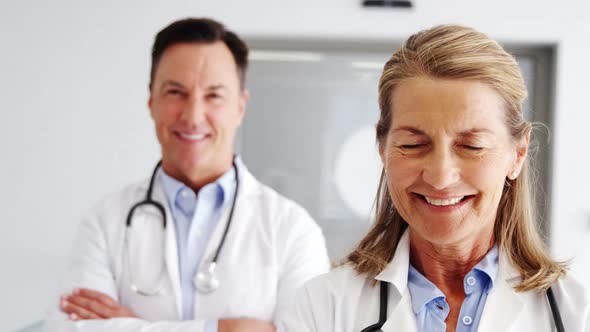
[380,77,528,247]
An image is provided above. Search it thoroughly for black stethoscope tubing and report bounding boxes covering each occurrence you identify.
[360,281,389,332]
[362,281,565,332]
[126,159,239,265]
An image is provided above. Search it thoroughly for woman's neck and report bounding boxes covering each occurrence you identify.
[408,229,495,295]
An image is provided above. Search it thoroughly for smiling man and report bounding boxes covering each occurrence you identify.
[44,18,330,332]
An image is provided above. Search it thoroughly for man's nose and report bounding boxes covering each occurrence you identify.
[180,96,206,125]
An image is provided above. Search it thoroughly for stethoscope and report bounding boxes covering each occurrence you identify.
[361,281,565,332]
[125,159,239,296]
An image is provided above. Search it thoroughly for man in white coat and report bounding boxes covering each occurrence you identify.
[44,18,330,332]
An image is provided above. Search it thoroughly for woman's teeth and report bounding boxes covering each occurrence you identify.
[424,196,464,206]
[179,133,206,140]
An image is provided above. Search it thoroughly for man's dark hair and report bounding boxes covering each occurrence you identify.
[150,18,249,89]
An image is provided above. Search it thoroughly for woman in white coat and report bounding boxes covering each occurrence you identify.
[280,25,589,332]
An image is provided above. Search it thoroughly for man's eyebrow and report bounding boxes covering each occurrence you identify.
[206,84,228,91]
[160,80,185,90]
[392,126,427,135]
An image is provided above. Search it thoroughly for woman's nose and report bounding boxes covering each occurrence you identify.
[421,147,460,190]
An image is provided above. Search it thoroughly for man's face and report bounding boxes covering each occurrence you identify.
[149,42,248,187]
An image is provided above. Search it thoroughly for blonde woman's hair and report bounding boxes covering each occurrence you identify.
[347,24,566,292]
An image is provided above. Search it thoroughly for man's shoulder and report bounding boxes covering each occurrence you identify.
[92,178,148,208]
[243,170,307,216]
[81,178,150,225]
[304,263,367,294]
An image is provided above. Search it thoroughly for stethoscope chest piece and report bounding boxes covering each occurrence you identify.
[194,262,220,293]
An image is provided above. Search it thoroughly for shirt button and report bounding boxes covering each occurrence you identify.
[466,276,476,286]
[462,315,473,325]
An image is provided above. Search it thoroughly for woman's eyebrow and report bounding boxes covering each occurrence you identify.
[457,128,493,138]
[392,126,427,136]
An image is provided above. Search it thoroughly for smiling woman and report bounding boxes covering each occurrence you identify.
[279,25,589,332]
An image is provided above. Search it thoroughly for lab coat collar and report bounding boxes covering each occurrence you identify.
[375,230,411,296]
[199,160,259,261]
[477,251,524,332]
[151,176,184,319]
[374,231,522,287]
[374,229,525,332]
[150,160,262,319]
[374,231,418,332]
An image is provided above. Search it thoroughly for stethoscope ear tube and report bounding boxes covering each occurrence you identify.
[125,160,167,228]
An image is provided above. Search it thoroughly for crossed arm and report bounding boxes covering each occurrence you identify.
[60,288,137,321]
[58,288,274,331]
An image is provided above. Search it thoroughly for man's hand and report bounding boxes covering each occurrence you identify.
[60,288,137,321]
[218,319,276,332]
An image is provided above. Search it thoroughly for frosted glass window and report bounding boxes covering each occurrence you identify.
[239,44,553,260]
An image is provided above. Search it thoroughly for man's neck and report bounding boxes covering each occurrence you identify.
[162,158,234,192]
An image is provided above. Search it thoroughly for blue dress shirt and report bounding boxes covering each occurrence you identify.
[407,246,499,332]
[159,161,237,331]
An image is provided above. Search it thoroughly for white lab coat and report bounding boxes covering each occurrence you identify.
[44,165,330,332]
[279,231,590,332]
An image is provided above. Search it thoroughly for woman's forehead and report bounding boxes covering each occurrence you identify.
[390,77,508,135]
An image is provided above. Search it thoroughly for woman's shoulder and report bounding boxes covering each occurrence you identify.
[554,271,590,306]
[551,272,590,330]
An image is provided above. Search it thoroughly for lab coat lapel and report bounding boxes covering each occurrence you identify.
[376,231,418,332]
[380,289,418,332]
[152,179,183,318]
[201,163,257,264]
[476,254,524,332]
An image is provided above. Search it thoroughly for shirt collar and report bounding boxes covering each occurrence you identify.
[376,229,500,307]
[405,245,499,314]
[472,244,499,290]
[157,157,239,218]
[407,265,446,314]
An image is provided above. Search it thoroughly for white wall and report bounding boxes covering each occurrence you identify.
[2,0,589,330]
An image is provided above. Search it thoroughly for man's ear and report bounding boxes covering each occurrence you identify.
[508,130,530,179]
[237,88,250,124]
[148,95,154,119]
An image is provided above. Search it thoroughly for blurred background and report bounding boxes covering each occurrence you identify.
[2,0,590,330]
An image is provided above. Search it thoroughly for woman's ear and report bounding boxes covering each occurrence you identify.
[378,134,386,169]
[508,130,531,180]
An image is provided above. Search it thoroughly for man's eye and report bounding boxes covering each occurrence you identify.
[166,89,183,95]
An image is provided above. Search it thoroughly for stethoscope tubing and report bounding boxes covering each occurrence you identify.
[125,159,240,294]
[362,281,565,332]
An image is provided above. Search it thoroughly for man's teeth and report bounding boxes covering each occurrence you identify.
[179,133,206,140]
[424,196,464,206]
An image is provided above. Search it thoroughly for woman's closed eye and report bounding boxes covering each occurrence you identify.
[400,144,427,149]
[461,145,484,151]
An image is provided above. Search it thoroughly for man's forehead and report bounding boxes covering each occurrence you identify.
[154,42,240,87]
